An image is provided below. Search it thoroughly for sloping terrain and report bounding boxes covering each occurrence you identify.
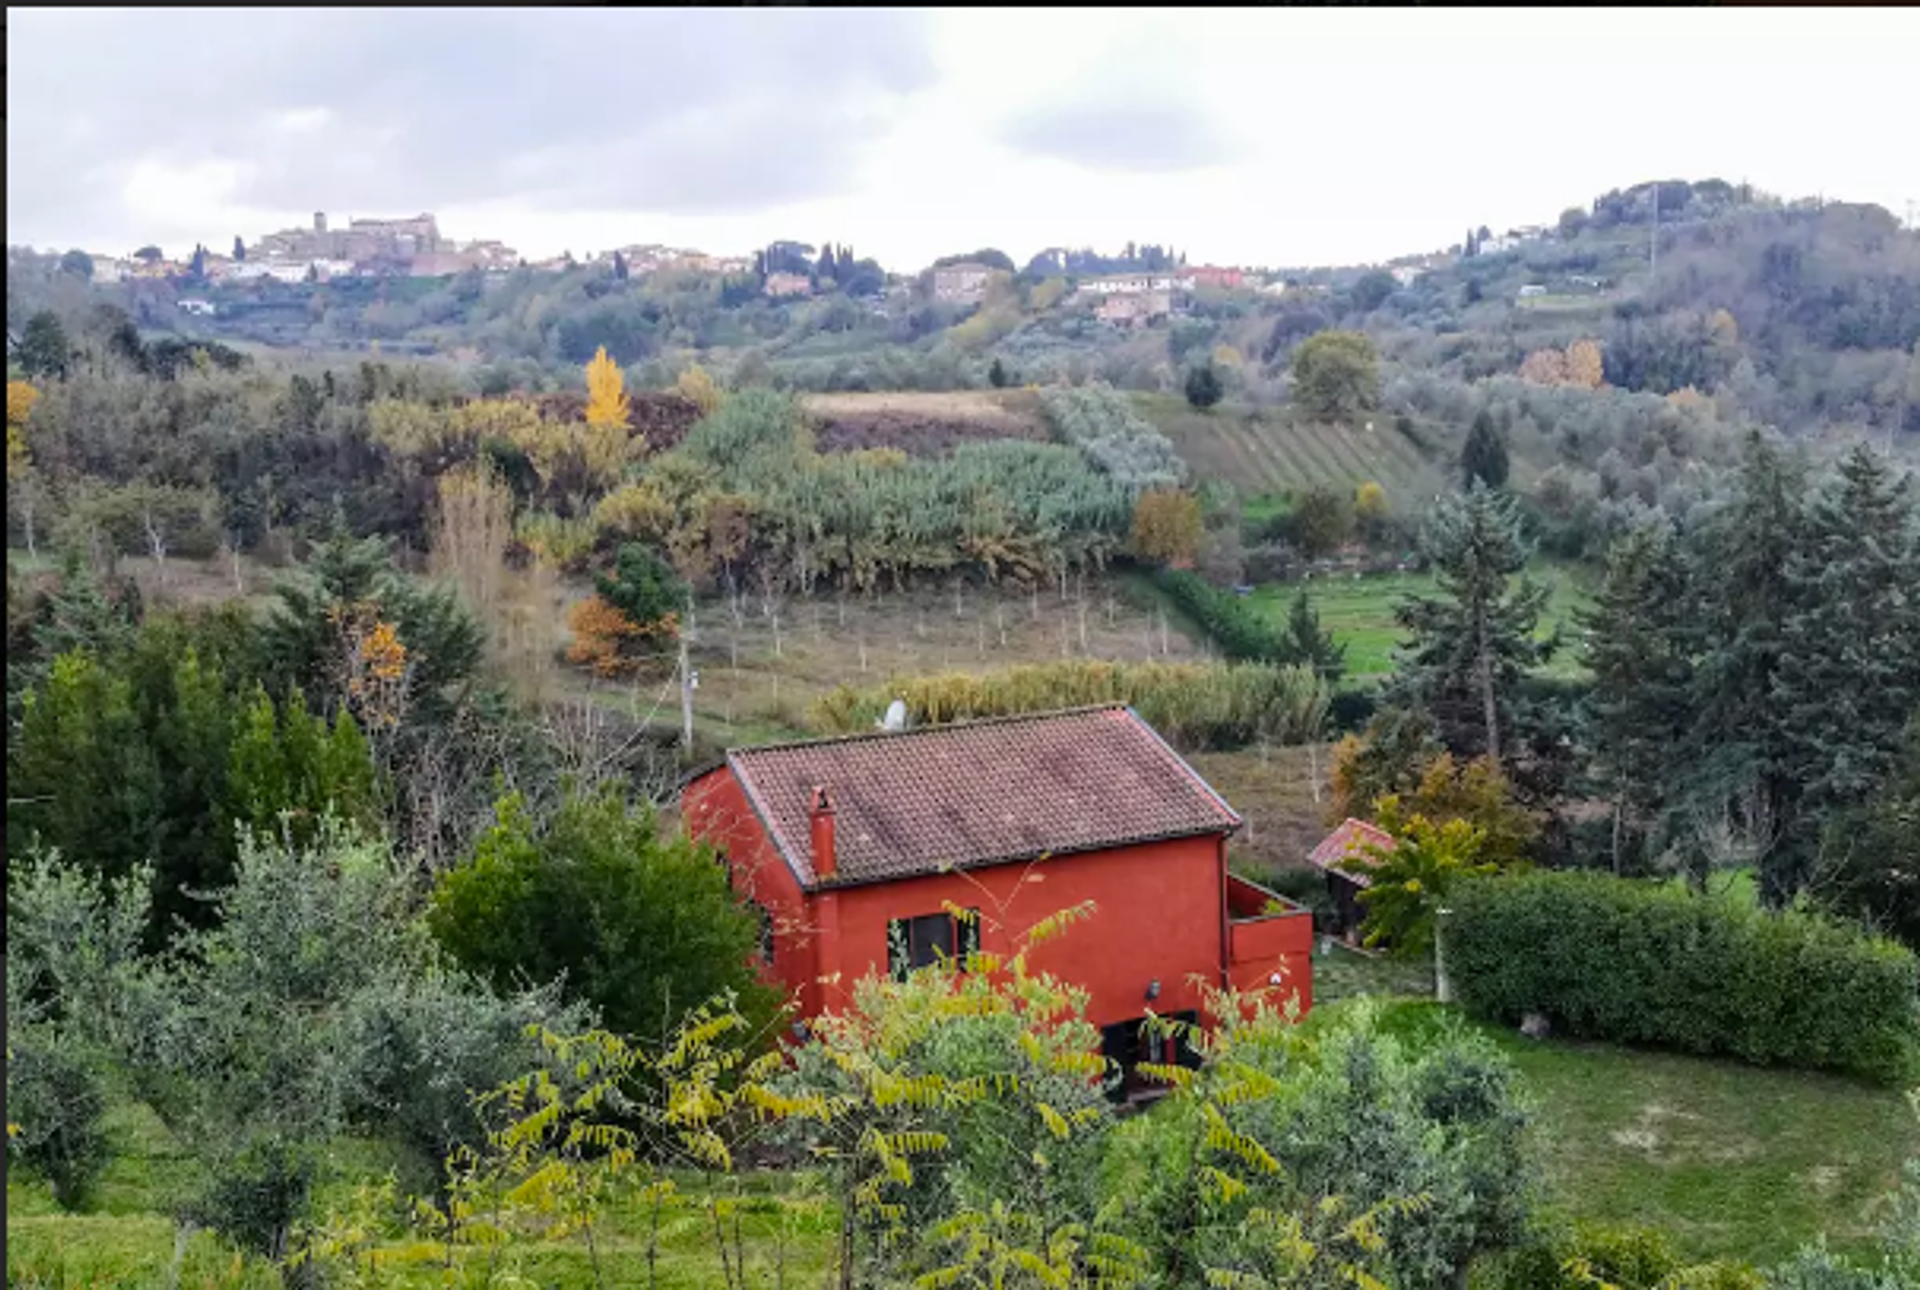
[1136,393,1449,500]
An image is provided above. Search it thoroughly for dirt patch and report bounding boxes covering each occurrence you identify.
[1186,746,1334,876]
[800,390,1049,456]
[515,391,703,454]
[1609,1102,1715,1158]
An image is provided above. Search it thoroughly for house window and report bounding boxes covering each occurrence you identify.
[887,909,981,980]
[748,899,775,965]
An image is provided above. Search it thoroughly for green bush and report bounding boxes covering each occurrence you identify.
[1475,1222,1762,1290]
[1447,871,1920,1084]
[428,784,784,1050]
[5,1030,110,1209]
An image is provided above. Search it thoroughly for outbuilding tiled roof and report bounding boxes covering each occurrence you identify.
[1307,818,1398,889]
[721,706,1241,889]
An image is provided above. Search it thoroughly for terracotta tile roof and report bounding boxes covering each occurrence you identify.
[722,706,1241,889]
[1307,818,1398,889]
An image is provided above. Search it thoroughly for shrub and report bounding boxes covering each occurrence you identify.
[1447,871,1920,1083]
[1479,1223,1763,1290]
[5,1028,110,1209]
[428,784,784,1051]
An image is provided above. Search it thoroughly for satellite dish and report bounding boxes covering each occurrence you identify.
[879,699,907,732]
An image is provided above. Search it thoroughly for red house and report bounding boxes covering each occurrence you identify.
[1185,265,1245,290]
[680,706,1314,1072]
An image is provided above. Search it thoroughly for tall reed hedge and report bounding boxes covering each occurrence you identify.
[1446,871,1920,1084]
[810,659,1328,751]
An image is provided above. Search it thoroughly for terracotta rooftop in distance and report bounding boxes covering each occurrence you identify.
[1308,818,1398,889]
[719,706,1242,889]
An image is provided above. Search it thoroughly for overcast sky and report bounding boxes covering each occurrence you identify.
[8,8,1918,272]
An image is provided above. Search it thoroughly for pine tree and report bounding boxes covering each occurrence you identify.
[1460,411,1509,489]
[611,250,629,281]
[1280,588,1346,684]
[1390,481,1550,769]
[1580,520,1696,875]
[1774,445,1920,846]
[1686,431,1810,904]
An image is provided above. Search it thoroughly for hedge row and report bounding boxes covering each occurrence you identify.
[1149,567,1286,662]
[1446,871,1920,1084]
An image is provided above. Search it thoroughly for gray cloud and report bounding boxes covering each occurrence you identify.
[6,9,936,244]
[996,95,1247,174]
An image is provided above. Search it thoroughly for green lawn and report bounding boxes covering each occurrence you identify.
[1248,563,1596,679]
[1358,1000,1917,1267]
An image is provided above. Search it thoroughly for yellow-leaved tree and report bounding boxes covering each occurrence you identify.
[1129,489,1205,568]
[7,379,37,485]
[8,380,43,555]
[583,346,631,433]
[1354,480,1389,522]
[673,363,723,418]
[1564,338,1605,389]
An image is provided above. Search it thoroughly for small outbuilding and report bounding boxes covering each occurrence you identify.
[1307,817,1398,942]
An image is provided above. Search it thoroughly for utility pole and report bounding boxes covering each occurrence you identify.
[679,629,695,752]
[1649,181,1659,279]
[677,591,697,753]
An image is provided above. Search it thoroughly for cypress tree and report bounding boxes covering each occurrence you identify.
[1390,481,1550,772]
[1460,411,1509,490]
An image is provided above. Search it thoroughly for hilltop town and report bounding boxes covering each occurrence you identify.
[69,206,1532,307]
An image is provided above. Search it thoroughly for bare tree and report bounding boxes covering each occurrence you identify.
[538,698,681,806]
[430,462,514,656]
[142,499,169,585]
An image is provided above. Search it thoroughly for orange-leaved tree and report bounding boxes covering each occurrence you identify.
[564,543,685,678]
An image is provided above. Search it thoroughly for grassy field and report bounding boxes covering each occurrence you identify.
[1136,392,1451,503]
[6,1098,834,1289]
[1370,1001,1917,1267]
[1246,562,1597,679]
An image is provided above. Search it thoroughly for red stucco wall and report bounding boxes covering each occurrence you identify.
[682,768,1313,1032]
[1224,875,1315,1016]
[681,769,820,1014]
